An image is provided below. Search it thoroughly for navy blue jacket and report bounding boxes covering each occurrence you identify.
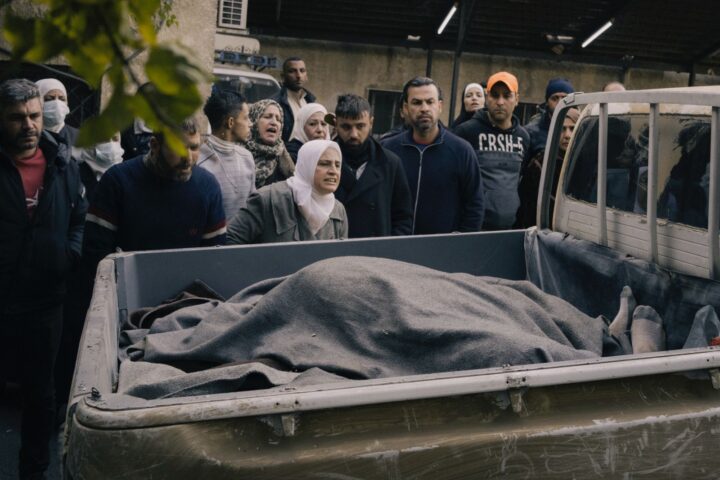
[82,156,227,273]
[524,107,551,158]
[0,132,87,313]
[382,126,484,234]
[270,86,317,143]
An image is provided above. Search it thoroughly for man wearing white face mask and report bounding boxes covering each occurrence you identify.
[77,133,124,203]
[35,78,78,147]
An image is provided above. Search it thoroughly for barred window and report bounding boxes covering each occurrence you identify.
[218,0,247,30]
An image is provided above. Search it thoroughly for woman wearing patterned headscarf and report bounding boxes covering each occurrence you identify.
[245,99,295,188]
[227,139,348,244]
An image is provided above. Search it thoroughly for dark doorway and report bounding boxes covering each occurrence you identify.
[368,89,403,136]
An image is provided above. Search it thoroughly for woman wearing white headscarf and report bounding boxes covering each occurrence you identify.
[227,139,348,244]
[286,103,330,162]
[450,82,485,130]
[35,78,78,146]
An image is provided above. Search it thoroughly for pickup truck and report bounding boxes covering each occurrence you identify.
[64,86,720,479]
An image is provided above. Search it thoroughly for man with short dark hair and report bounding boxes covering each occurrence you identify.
[382,77,484,234]
[200,88,255,217]
[271,56,317,142]
[331,93,412,237]
[0,78,87,480]
[83,117,227,274]
[455,71,531,230]
[525,77,574,158]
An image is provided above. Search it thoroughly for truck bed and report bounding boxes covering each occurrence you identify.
[64,229,720,479]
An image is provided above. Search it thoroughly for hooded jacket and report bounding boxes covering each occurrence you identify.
[382,125,484,235]
[0,131,87,313]
[454,109,531,230]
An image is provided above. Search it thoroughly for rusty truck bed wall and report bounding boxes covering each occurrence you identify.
[113,230,528,311]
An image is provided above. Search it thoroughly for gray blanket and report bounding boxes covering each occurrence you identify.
[119,256,611,399]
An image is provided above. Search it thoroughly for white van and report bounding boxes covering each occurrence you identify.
[212,65,281,103]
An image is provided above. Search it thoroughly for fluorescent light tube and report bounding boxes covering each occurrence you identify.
[582,20,613,48]
[437,4,458,35]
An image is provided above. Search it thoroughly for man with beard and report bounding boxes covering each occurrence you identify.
[382,77,484,234]
[83,117,227,275]
[271,57,317,143]
[455,71,531,230]
[330,93,412,237]
[0,78,86,480]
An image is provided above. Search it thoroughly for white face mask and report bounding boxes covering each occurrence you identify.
[43,99,70,132]
[94,141,124,168]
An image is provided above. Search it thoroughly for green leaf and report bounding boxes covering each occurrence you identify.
[2,16,37,59]
[160,125,188,157]
[76,92,135,147]
[3,16,66,62]
[128,0,161,44]
[145,45,192,95]
[64,51,108,88]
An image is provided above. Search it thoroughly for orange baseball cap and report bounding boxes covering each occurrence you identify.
[486,72,519,93]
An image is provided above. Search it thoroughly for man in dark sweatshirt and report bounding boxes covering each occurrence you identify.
[454,71,531,230]
[383,77,484,234]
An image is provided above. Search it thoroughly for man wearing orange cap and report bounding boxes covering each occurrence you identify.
[455,71,531,230]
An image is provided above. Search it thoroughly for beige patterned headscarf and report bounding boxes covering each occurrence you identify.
[245,99,294,188]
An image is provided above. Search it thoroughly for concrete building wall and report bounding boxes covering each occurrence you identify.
[256,36,720,118]
[113,0,217,109]
[0,0,217,113]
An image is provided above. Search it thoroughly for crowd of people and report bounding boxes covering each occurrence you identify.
[0,57,626,478]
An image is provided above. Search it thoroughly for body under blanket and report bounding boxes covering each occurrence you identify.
[120,256,618,399]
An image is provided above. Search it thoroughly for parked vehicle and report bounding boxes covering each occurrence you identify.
[64,86,720,479]
[212,65,280,103]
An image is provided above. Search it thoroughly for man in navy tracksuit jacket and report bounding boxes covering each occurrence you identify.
[382,77,484,235]
[455,72,531,230]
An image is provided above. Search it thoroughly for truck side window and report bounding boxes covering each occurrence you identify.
[565,113,638,212]
[657,120,711,229]
[564,108,711,230]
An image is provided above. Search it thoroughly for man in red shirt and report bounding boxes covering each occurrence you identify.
[0,78,86,480]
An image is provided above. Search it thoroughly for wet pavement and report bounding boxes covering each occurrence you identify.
[0,383,63,480]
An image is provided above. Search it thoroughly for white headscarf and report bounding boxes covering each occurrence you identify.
[36,78,69,133]
[286,139,341,235]
[464,82,485,104]
[289,103,329,144]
